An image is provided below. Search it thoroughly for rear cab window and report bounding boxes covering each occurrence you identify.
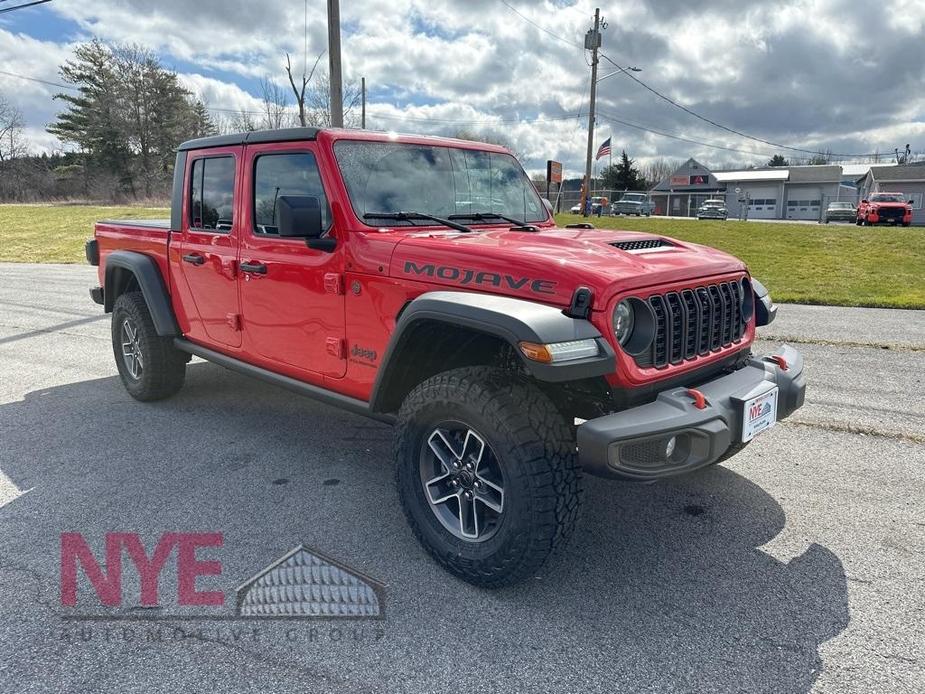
[189,156,236,231]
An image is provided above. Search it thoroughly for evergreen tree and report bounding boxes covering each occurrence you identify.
[768,154,788,167]
[48,40,211,198]
[602,150,642,190]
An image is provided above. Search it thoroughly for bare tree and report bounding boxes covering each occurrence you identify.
[231,109,258,132]
[304,71,362,128]
[641,157,680,188]
[259,78,290,130]
[0,94,26,162]
[285,51,324,127]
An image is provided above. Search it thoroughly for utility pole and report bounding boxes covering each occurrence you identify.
[582,8,602,217]
[361,77,366,129]
[327,0,344,128]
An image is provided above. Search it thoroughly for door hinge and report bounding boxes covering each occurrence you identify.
[326,337,347,359]
[323,273,344,295]
[226,313,242,331]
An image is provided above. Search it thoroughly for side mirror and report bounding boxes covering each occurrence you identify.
[277,195,324,238]
[861,199,868,204]
[909,200,915,206]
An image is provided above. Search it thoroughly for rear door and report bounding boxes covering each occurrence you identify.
[176,147,243,348]
[237,142,346,378]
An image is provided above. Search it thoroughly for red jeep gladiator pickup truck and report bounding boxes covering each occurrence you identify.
[86,127,805,587]
[856,192,914,226]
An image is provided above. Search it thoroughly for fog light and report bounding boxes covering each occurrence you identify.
[665,436,677,458]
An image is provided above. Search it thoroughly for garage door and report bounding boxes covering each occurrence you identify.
[744,187,778,219]
[786,188,821,220]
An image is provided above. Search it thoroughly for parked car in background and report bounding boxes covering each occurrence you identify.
[857,192,913,227]
[696,199,728,220]
[571,196,608,215]
[611,192,654,216]
[824,201,857,224]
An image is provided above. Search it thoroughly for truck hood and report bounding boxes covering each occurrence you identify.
[389,226,747,307]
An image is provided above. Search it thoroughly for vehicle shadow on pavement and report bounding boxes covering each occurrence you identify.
[0,363,849,694]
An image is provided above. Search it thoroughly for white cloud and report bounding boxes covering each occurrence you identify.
[0,0,922,172]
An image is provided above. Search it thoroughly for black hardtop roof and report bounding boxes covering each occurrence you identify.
[177,127,322,152]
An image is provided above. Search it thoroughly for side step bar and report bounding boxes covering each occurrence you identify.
[174,339,395,425]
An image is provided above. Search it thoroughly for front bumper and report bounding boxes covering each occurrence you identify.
[577,345,805,480]
[868,212,911,224]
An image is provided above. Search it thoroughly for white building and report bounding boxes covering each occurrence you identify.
[650,161,868,220]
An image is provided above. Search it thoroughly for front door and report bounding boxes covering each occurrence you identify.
[238,143,346,378]
[177,148,242,348]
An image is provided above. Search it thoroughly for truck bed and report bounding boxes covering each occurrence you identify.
[94,218,172,294]
[97,218,170,230]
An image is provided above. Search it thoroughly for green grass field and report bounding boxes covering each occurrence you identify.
[556,214,925,309]
[0,204,168,264]
[0,204,921,308]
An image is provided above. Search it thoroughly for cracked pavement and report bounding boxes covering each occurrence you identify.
[1,263,923,693]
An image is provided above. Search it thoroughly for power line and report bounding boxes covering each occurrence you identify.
[498,0,583,49]
[596,108,777,159]
[0,0,53,14]
[372,112,579,125]
[0,69,73,90]
[494,3,886,160]
[598,53,879,159]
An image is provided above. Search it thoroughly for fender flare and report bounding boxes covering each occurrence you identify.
[369,291,616,412]
[104,250,180,336]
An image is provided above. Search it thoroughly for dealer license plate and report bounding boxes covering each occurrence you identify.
[741,387,779,442]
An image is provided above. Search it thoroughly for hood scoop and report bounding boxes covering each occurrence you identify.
[610,238,676,253]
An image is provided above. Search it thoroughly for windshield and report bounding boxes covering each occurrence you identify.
[703,201,724,207]
[334,141,548,225]
[870,193,905,203]
[620,194,646,202]
[828,202,854,209]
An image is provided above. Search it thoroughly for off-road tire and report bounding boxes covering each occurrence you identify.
[111,291,186,401]
[394,367,582,588]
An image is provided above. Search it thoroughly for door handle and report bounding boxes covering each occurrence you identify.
[239,261,267,275]
[182,253,205,266]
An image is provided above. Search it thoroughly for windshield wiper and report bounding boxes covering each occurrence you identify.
[363,211,472,233]
[447,212,529,227]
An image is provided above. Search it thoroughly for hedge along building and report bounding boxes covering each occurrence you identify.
[650,160,857,220]
[857,163,925,226]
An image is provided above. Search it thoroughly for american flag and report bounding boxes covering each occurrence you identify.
[595,137,612,160]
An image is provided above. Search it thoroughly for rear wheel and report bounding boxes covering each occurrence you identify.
[111,291,186,401]
[394,367,581,588]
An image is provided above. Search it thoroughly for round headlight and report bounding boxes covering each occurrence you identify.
[613,300,635,346]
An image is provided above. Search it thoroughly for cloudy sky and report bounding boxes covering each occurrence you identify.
[1,0,923,176]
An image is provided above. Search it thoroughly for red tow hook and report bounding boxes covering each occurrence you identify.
[685,388,708,410]
[768,355,789,371]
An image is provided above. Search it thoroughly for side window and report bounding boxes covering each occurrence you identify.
[189,156,235,231]
[253,152,331,234]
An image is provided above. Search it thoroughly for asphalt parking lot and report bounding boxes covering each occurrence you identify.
[1,263,923,693]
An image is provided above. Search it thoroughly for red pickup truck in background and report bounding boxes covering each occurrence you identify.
[85,127,805,587]
[857,192,914,226]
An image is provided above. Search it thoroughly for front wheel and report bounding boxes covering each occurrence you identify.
[111,291,186,401]
[394,367,581,588]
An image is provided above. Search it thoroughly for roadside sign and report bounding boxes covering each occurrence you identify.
[547,160,562,185]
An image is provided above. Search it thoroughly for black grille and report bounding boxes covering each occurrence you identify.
[878,207,904,221]
[635,280,747,369]
[611,238,673,251]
